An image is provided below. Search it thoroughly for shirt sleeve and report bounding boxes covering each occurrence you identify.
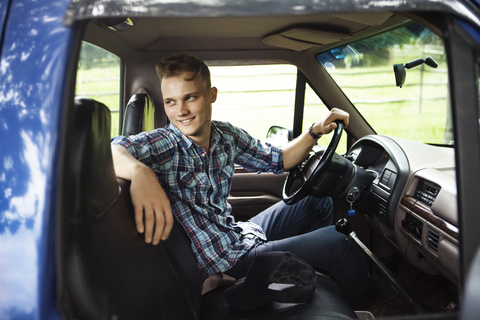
[228,124,284,174]
[110,130,174,169]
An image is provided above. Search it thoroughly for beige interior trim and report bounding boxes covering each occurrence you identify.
[263,28,351,51]
[329,12,394,25]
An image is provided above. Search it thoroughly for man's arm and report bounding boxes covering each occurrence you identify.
[111,144,174,245]
[282,108,349,170]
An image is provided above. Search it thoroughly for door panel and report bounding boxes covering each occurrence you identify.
[229,170,287,220]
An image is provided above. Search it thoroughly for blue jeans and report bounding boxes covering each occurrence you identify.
[225,196,376,309]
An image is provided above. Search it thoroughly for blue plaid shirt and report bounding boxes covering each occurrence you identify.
[111,120,284,279]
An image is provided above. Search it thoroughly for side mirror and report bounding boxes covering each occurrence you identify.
[265,125,292,148]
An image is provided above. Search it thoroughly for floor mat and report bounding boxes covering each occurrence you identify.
[371,259,458,316]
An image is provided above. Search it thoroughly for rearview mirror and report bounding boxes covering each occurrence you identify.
[393,56,438,88]
[265,125,292,148]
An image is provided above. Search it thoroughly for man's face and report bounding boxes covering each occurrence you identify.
[161,72,217,148]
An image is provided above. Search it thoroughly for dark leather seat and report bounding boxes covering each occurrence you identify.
[58,97,358,320]
[58,97,202,320]
[200,272,358,319]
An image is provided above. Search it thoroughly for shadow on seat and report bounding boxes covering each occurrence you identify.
[58,97,202,320]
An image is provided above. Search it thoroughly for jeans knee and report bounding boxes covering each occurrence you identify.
[327,229,361,265]
[305,196,333,225]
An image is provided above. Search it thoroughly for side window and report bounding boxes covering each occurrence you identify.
[75,42,121,137]
[209,64,297,142]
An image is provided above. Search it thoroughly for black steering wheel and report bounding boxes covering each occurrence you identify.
[283,120,344,205]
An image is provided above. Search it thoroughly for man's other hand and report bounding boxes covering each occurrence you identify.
[130,165,174,245]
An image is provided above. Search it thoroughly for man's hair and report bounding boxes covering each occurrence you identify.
[155,52,211,89]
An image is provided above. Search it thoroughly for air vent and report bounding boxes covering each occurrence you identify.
[427,228,439,252]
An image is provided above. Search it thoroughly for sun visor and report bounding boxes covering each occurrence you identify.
[263,28,351,51]
[329,12,394,26]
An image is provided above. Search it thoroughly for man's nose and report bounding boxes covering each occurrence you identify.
[177,102,189,116]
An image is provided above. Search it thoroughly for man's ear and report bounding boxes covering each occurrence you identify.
[210,87,218,103]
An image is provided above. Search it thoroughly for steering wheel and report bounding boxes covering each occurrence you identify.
[283,120,344,205]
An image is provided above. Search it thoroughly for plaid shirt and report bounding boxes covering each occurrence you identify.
[111,120,284,279]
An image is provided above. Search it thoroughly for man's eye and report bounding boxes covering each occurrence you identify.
[165,100,174,105]
[187,95,196,101]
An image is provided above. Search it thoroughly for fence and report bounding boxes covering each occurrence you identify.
[76,65,449,141]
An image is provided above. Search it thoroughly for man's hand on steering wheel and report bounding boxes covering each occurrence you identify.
[281,108,350,171]
[311,108,350,136]
[282,108,350,205]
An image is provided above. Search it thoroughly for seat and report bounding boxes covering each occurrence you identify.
[121,87,156,136]
[58,97,358,320]
[58,97,202,320]
[200,273,358,320]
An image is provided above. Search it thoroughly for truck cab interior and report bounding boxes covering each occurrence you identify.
[56,1,480,319]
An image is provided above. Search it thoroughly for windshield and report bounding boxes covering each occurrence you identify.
[317,23,451,145]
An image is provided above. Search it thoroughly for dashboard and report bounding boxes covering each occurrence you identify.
[346,135,459,285]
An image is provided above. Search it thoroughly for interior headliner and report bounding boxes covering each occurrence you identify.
[79,11,413,140]
[84,12,403,54]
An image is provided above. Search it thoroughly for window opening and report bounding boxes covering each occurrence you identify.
[75,41,121,137]
[209,64,297,143]
[316,23,450,146]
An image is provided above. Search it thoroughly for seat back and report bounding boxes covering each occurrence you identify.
[57,97,202,320]
[122,87,156,136]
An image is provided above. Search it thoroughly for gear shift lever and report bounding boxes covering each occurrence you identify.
[335,218,427,313]
[335,217,353,235]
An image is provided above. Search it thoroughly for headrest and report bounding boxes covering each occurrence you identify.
[72,97,120,217]
[122,87,155,136]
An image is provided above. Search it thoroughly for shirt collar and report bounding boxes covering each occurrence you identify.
[210,121,223,148]
[168,122,193,149]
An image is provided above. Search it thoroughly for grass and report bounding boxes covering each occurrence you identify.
[76,66,121,136]
[75,63,451,154]
[329,64,450,145]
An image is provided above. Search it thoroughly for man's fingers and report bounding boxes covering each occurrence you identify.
[134,205,145,234]
[152,209,165,245]
[128,167,172,245]
[330,108,350,127]
[162,209,175,241]
[143,207,155,244]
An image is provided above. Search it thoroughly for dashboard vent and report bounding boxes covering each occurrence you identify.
[427,228,439,252]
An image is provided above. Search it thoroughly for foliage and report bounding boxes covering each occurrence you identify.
[76,65,121,136]
[78,42,120,70]
[320,24,445,69]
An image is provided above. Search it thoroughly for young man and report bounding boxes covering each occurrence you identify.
[111,52,375,308]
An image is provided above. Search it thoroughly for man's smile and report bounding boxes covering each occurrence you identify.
[178,117,195,124]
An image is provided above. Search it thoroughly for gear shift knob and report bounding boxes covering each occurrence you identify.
[335,218,353,236]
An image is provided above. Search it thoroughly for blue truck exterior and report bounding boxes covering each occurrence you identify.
[0,0,72,318]
[1,0,480,319]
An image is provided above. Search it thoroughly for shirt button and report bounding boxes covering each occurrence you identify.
[201,154,205,157]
